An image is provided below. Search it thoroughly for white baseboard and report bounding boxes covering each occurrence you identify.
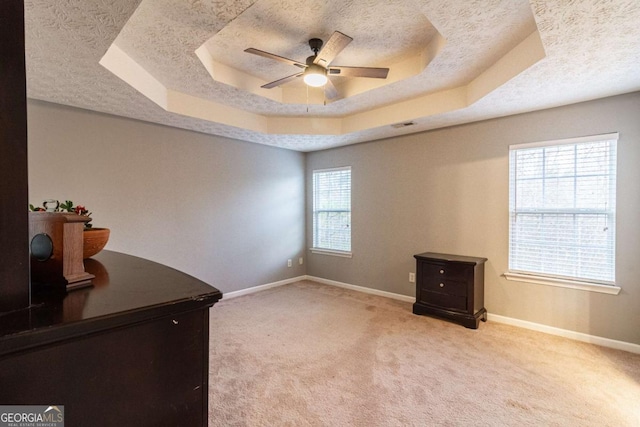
[222,275,307,299]
[488,313,640,355]
[221,276,640,354]
[305,275,416,303]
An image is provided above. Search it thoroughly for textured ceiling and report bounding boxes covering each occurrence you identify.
[25,0,640,152]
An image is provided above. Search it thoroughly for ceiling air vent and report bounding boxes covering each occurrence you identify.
[391,121,415,129]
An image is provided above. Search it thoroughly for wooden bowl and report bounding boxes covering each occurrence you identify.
[83,227,110,259]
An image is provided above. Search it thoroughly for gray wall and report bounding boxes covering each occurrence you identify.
[27,93,640,345]
[306,92,640,345]
[27,100,306,293]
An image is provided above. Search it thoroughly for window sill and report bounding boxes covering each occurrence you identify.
[310,248,352,258]
[503,272,621,295]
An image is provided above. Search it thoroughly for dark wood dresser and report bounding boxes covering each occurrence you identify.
[0,251,222,426]
[413,252,487,329]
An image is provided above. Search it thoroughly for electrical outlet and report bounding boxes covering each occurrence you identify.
[299,257,303,265]
[409,272,415,283]
[287,259,292,267]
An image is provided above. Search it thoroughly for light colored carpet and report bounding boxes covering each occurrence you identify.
[208,280,640,426]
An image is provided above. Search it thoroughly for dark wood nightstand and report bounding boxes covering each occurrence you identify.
[413,252,487,329]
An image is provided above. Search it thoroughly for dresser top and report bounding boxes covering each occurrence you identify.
[414,252,487,265]
[0,250,222,356]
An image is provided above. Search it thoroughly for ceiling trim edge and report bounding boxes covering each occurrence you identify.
[99,30,545,137]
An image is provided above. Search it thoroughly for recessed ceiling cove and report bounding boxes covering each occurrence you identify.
[195,0,439,105]
[98,0,542,146]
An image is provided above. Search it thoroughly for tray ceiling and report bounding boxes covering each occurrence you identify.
[25,0,640,151]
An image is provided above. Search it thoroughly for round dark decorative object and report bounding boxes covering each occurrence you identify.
[31,233,53,261]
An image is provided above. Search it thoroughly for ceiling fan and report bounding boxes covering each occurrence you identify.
[244,31,389,99]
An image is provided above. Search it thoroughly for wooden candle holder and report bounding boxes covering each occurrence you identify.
[29,212,95,291]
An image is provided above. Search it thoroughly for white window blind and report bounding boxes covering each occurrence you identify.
[509,133,617,285]
[312,167,351,253]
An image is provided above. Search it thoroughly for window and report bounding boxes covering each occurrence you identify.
[312,167,351,256]
[506,133,618,292]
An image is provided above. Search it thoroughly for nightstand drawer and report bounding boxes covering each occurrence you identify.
[421,279,467,297]
[422,263,470,282]
[419,291,467,312]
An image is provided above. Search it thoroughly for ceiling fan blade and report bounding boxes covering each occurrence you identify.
[313,31,353,67]
[324,79,338,100]
[328,66,389,79]
[261,72,303,89]
[245,48,306,69]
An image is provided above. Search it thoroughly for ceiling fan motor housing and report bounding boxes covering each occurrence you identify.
[309,38,323,54]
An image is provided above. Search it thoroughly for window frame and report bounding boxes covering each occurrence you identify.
[504,133,620,295]
[311,166,352,258]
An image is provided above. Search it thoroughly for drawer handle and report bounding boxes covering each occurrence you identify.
[439,269,445,274]
[439,283,445,288]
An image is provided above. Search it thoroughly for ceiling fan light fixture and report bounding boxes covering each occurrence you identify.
[303,64,328,87]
